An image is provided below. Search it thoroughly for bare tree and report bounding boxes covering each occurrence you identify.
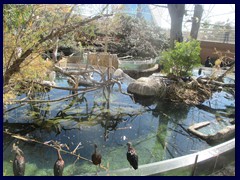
[167,4,185,49]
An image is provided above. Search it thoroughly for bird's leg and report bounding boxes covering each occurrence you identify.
[95,164,101,175]
[95,165,98,175]
[98,164,101,172]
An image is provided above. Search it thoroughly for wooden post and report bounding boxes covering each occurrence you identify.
[108,54,112,81]
[191,154,199,176]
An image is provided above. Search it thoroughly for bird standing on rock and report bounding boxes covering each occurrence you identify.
[12,143,25,176]
[92,144,102,173]
[126,142,138,170]
[54,148,64,176]
[198,68,202,76]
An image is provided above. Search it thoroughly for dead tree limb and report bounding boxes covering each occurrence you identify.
[197,78,235,88]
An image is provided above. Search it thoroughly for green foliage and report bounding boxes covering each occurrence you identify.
[4,4,33,31]
[3,5,78,85]
[161,39,201,76]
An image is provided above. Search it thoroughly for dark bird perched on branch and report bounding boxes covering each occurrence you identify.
[54,148,64,176]
[126,142,138,170]
[92,144,102,166]
[12,143,25,176]
[92,144,102,174]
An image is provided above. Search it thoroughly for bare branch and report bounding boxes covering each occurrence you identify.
[4,131,108,171]
[64,4,77,25]
[9,86,100,103]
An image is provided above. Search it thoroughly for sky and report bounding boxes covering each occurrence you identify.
[150,4,235,30]
[77,4,235,31]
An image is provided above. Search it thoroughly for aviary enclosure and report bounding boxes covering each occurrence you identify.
[3,4,235,176]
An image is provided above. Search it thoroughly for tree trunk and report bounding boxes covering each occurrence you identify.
[190,4,203,39]
[136,4,143,19]
[168,4,185,49]
[52,37,59,62]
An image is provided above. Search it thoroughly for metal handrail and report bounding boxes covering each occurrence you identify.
[92,138,235,176]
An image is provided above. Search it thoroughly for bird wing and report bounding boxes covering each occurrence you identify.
[54,160,64,176]
[127,151,138,170]
[13,156,25,175]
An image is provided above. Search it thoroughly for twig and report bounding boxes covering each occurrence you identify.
[71,142,82,154]
[111,79,133,97]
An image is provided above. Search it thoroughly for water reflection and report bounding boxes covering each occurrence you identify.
[3,75,235,176]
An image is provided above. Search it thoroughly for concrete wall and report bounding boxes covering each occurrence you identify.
[200,41,235,64]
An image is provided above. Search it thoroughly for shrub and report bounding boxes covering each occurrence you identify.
[161,39,201,76]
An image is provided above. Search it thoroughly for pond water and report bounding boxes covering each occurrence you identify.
[3,72,235,176]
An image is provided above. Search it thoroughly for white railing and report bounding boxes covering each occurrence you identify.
[197,28,235,44]
[119,58,156,65]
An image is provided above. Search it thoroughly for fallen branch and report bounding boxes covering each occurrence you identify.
[197,78,235,88]
[216,62,235,81]
[54,65,76,81]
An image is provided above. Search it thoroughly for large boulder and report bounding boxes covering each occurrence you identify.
[127,77,161,96]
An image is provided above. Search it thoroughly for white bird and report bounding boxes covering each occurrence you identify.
[49,71,56,82]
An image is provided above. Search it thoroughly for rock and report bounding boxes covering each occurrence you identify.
[42,80,56,86]
[123,64,159,79]
[127,77,161,96]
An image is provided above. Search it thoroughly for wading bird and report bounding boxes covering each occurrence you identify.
[126,142,138,170]
[92,144,102,173]
[198,68,202,76]
[12,143,25,176]
[54,148,64,176]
